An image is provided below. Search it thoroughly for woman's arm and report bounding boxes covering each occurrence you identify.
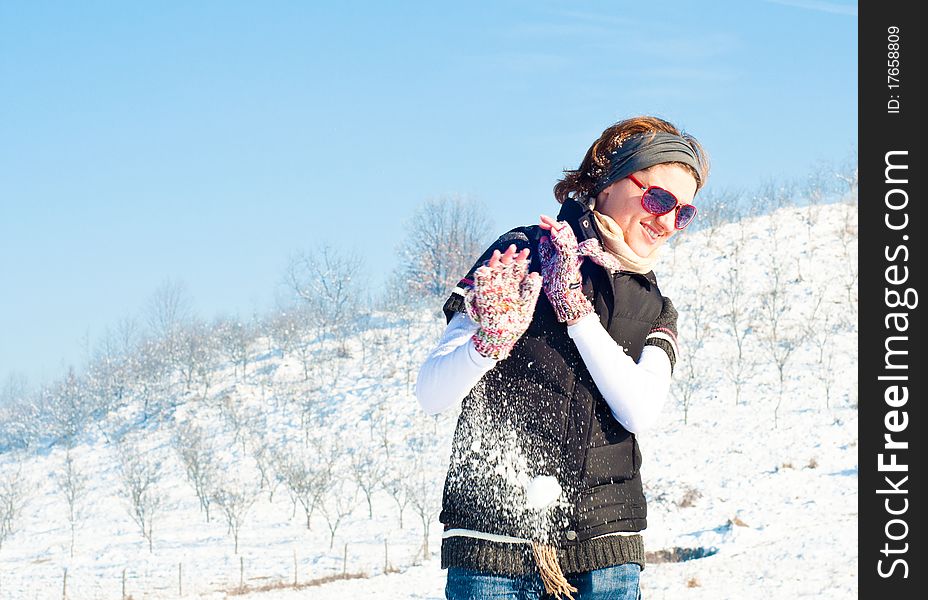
[416,242,541,415]
[537,214,677,433]
[418,309,675,427]
[418,302,678,431]
[415,311,496,415]
[567,313,673,434]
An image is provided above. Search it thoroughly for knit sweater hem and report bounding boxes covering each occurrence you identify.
[440,534,645,576]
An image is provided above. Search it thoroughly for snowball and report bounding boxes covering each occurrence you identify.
[525,475,562,510]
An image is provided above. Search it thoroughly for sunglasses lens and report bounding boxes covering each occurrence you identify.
[641,187,678,215]
[676,204,697,229]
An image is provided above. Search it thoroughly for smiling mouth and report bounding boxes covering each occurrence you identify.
[641,223,663,242]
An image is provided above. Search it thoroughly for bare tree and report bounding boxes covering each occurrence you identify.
[146,279,193,340]
[690,187,742,249]
[216,317,255,381]
[381,470,410,530]
[395,195,493,299]
[273,440,331,529]
[755,258,808,428]
[52,368,91,446]
[835,150,858,203]
[2,372,30,409]
[212,481,258,554]
[749,179,795,217]
[268,308,301,361]
[287,246,361,341]
[176,319,219,395]
[216,392,254,454]
[55,449,89,557]
[0,373,34,450]
[392,300,447,396]
[672,264,713,423]
[298,387,325,446]
[0,464,27,552]
[145,280,194,375]
[171,421,218,522]
[797,170,825,268]
[84,334,129,423]
[349,443,386,519]
[804,289,842,409]
[117,440,164,552]
[286,246,364,388]
[309,437,354,549]
[270,307,316,382]
[247,432,279,501]
[131,336,174,419]
[837,204,859,307]
[718,229,759,406]
[671,348,706,426]
[406,452,442,559]
[363,402,395,464]
[318,476,356,550]
[113,315,141,356]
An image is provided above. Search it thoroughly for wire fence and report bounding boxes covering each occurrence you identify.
[1,539,419,600]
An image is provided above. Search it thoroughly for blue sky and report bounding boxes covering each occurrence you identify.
[0,0,857,389]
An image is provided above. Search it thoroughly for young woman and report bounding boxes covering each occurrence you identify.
[416,116,709,600]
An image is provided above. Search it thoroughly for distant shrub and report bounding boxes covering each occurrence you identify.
[677,487,702,508]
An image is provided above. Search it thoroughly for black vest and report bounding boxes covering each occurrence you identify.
[439,200,665,548]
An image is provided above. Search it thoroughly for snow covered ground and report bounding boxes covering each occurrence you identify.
[0,200,857,599]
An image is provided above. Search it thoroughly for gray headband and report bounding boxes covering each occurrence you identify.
[590,131,702,197]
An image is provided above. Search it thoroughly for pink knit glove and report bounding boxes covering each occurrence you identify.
[537,222,594,323]
[465,258,542,360]
[578,238,624,272]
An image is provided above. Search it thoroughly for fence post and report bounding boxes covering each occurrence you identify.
[240,556,244,589]
[178,562,182,596]
[384,538,389,572]
[343,543,348,577]
[293,550,298,585]
[122,568,126,600]
[62,567,68,600]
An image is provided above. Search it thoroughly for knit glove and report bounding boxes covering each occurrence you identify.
[578,238,624,272]
[537,221,594,323]
[644,297,680,373]
[464,258,542,360]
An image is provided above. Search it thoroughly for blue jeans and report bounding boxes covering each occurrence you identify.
[445,563,642,600]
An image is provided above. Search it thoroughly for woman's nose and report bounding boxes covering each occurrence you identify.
[656,208,677,231]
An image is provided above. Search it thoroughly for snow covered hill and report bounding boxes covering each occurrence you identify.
[0,199,858,599]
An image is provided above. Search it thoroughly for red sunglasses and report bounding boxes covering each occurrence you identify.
[627,174,697,230]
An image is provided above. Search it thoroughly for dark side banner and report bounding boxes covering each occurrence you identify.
[860,2,925,596]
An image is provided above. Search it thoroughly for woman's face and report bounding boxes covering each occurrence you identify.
[595,163,698,257]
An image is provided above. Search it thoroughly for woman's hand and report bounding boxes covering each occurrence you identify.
[537,215,594,323]
[646,296,679,372]
[465,244,542,360]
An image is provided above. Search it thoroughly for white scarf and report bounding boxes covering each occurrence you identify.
[591,210,661,274]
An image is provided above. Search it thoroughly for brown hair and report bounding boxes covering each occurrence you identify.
[553,116,710,203]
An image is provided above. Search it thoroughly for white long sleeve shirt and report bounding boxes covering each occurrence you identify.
[415,311,672,434]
